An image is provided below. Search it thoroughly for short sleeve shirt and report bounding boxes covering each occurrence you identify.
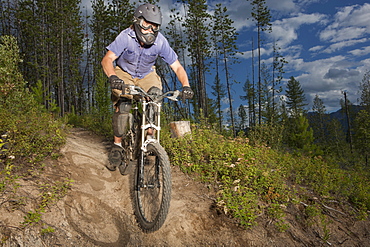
[106,28,178,79]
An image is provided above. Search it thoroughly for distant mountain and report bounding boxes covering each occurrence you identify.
[328,105,363,121]
[308,105,364,132]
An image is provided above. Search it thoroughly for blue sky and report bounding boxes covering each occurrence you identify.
[82,0,370,113]
[155,0,370,113]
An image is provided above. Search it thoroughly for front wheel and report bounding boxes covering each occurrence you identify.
[131,142,171,232]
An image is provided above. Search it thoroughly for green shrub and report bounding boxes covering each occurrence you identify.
[162,123,370,228]
[0,35,66,166]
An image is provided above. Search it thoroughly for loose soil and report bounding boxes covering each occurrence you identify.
[1,128,369,246]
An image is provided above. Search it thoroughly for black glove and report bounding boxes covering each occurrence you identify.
[182,86,194,100]
[109,75,124,90]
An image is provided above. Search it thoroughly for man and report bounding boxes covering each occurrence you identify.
[101,3,193,171]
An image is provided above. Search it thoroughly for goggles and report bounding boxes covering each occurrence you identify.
[137,18,160,32]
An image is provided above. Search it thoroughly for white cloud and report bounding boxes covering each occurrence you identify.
[238,47,270,60]
[320,26,367,43]
[266,0,296,12]
[309,45,324,52]
[349,45,370,56]
[319,3,370,43]
[322,38,368,53]
[269,13,326,48]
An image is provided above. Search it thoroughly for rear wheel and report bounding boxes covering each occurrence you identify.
[132,142,171,232]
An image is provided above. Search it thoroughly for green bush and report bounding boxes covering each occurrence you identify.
[0,35,66,167]
[162,123,370,228]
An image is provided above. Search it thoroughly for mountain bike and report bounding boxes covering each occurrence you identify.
[117,84,180,232]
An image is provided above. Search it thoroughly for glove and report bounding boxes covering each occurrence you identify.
[182,86,194,100]
[109,75,124,90]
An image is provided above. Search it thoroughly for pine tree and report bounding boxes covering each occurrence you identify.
[240,77,255,127]
[183,0,211,118]
[211,3,241,137]
[354,110,370,167]
[285,76,307,118]
[260,62,271,122]
[354,70,370,166]
[164,7,190,119]
[238,104,248,131]
[0,0,17,36]
[310,94,327,144]
[249,0,272,124]
[111,0,135,34]
[15,0,84,115]
[90,0,116,114]
[270,43,287,122]
[211,63,227,132]
[290,115,314,150]
[359,70,370,112]
[283,76,312,150]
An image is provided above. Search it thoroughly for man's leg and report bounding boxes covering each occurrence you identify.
[108,66,134,171]
[108,98,132,171]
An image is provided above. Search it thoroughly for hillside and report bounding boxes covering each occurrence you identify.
[1,128,369,246]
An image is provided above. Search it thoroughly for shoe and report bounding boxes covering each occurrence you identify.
[107,145,123,171]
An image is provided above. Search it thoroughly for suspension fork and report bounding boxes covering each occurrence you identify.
[141,100,162,146]
[137,99,162,189]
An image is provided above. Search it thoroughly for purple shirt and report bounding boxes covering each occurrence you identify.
[106,28,178,79]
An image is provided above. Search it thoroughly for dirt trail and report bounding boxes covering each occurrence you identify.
[39,128,255,246]
[3,128,370,246]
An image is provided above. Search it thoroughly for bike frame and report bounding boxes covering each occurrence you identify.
[121,84,180,172]
[141,99,162,151]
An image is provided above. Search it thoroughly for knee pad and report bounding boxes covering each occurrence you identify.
[113,100,132,137]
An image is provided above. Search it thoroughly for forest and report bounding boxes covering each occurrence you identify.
[1,0,369,168]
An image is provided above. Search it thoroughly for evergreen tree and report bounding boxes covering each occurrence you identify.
[310,94,327,145]
[260,62,271,122]
[283,76,312,150]
[0,0,18,36]
[111,0,135,35]
[354,70,370,166]
[290,115,314,150]
[164,7,190,119]
[354,110,370,167]
[211,62,227,132]
[326,118,348,157]
[15,0,84,115]
[359,70,370,112]
[270,42,287,122]
[238,104,248,131]
[90,0,117,114]
[285,76,307,118]
[183,0,211,118]
[211,3,241,137]
[249,0,271,124]
[240,77,256,127]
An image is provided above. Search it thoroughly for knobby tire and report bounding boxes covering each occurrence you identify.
[131,142,171,232]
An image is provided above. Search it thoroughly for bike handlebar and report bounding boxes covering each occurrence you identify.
[120,84,181,103]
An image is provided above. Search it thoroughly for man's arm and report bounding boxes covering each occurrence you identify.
[101,50,119,77]
[169,60,190,87]
[102,50,126,91]
[170,59,193,99]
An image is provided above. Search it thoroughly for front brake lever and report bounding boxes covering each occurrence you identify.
[166,90,180,102]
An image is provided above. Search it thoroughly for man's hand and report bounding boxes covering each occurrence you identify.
[182,86,194,100]
[109,75,124,90]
